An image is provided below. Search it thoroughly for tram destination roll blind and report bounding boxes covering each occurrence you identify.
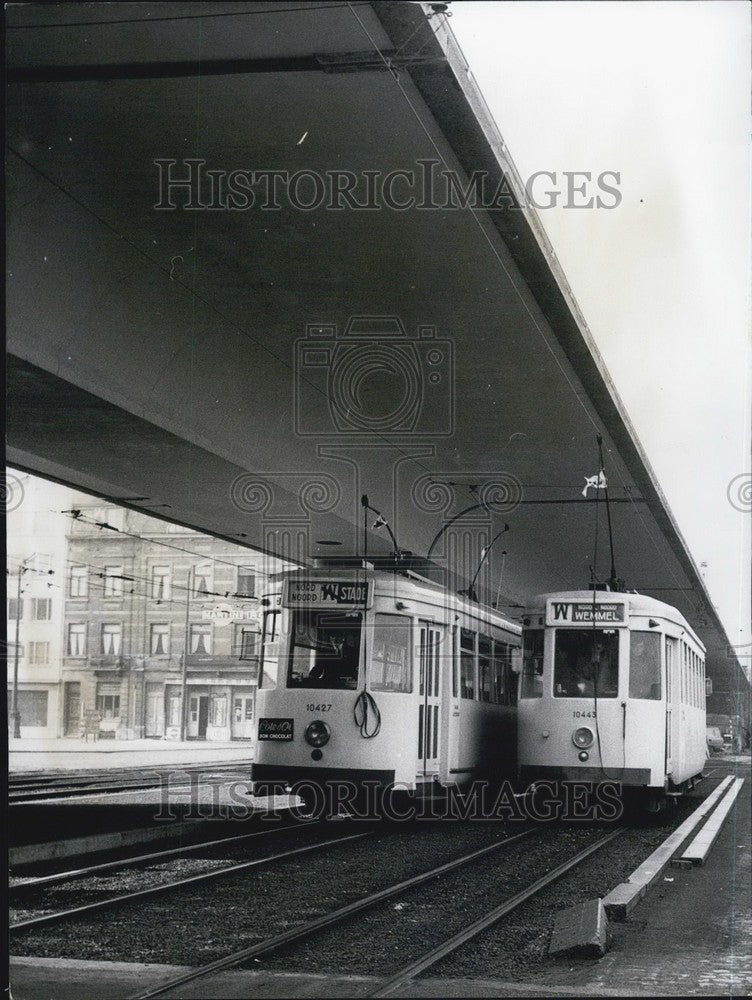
[284,579,372,608]
[546,601,627,626]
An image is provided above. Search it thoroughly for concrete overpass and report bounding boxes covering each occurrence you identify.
[6,1,748,722]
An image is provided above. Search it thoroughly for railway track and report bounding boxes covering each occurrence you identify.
[10,821,365,933]
[9,762,253,803]
[9,818,320,895]
[126,826,622,1000]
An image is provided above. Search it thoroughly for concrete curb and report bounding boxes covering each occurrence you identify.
[602,775,734,920]
[10,817,210,867]
[678,777,745,866]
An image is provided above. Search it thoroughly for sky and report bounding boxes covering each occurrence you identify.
[449,0,751,660]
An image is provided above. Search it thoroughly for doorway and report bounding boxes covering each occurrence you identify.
[187,693,209,739]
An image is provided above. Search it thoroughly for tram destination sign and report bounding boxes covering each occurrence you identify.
[283,579,372,608]
[546,601,627,626]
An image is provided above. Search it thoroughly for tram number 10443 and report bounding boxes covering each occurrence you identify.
[572,710,596,718]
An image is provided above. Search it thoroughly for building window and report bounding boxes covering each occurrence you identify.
[28,642,50,665]
[101,623,122,655]
[233,625,259,659]
[8,598,23,620]
[10,689,48,727]
[8,642,24,661]
[96,693,121,718]
[236,566,255,598]
[193,563,213,598]
[151,565,171,601]
[68,623,87,656]
[103,566,124,598]
[190,624,212,654]
[150,624,170,656]
[32,598,52,621]
[70,566,88,598]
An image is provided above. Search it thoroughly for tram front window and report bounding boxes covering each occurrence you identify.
[554,629,619,697]
[287,609,361,689]
[520,629,544,699]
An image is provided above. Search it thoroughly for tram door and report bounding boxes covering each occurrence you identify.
[418,623,443,779]
[665,637,681,776]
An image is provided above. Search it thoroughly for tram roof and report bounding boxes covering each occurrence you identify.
[528,590,704,649]
[5,2,745,710]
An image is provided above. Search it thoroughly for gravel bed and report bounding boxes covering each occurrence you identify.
[9,822,357,924]
[253,825,600,976]
[11,774,726,982]
[429,779,728,983]
[10,820,522,965]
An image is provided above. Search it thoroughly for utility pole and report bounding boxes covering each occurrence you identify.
[10,554,37,738]
[179,565,192,742]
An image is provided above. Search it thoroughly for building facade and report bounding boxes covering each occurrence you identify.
[60,503,289,741]
[7,474,67,738]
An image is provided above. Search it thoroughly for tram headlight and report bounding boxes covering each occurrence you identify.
[572,727,594,749]
[304,721,331,748]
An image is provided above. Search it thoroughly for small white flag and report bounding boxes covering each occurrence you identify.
[372,514,388,529]
[582,471,607,498]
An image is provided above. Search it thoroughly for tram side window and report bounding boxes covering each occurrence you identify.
[260,608,282,689]
[287,609,361,689]
[478,636,492,702]
[460,629,476,699]
[371,614,412,693]
[493,640,517,707]
[520,630,544,699]
[629,631,661,700]
[553,629,619,698]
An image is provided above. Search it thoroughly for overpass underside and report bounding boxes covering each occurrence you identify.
[5,1,747,714]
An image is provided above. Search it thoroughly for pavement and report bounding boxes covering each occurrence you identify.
[8,757,751,998]
[9,737,255,772]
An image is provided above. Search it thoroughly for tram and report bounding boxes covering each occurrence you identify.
[517,589,707,808]
[251,559,521,813]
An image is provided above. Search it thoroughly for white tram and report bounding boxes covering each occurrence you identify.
[252,560,521,812]
[517,590,707,806]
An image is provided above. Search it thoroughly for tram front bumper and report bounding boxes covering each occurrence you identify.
[252,763,397,799]
[519,765,653,786]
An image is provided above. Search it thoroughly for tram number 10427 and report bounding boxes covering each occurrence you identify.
[306,704,332,712]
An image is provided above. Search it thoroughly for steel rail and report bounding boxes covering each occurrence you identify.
[9,765,254,803]
[10,819,320,893]
[367,827,624,998]
[10,780,197,803]
[10,830,370,932]
[129,828,536,1000]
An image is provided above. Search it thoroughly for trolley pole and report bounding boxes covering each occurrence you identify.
[179,566,192,742]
